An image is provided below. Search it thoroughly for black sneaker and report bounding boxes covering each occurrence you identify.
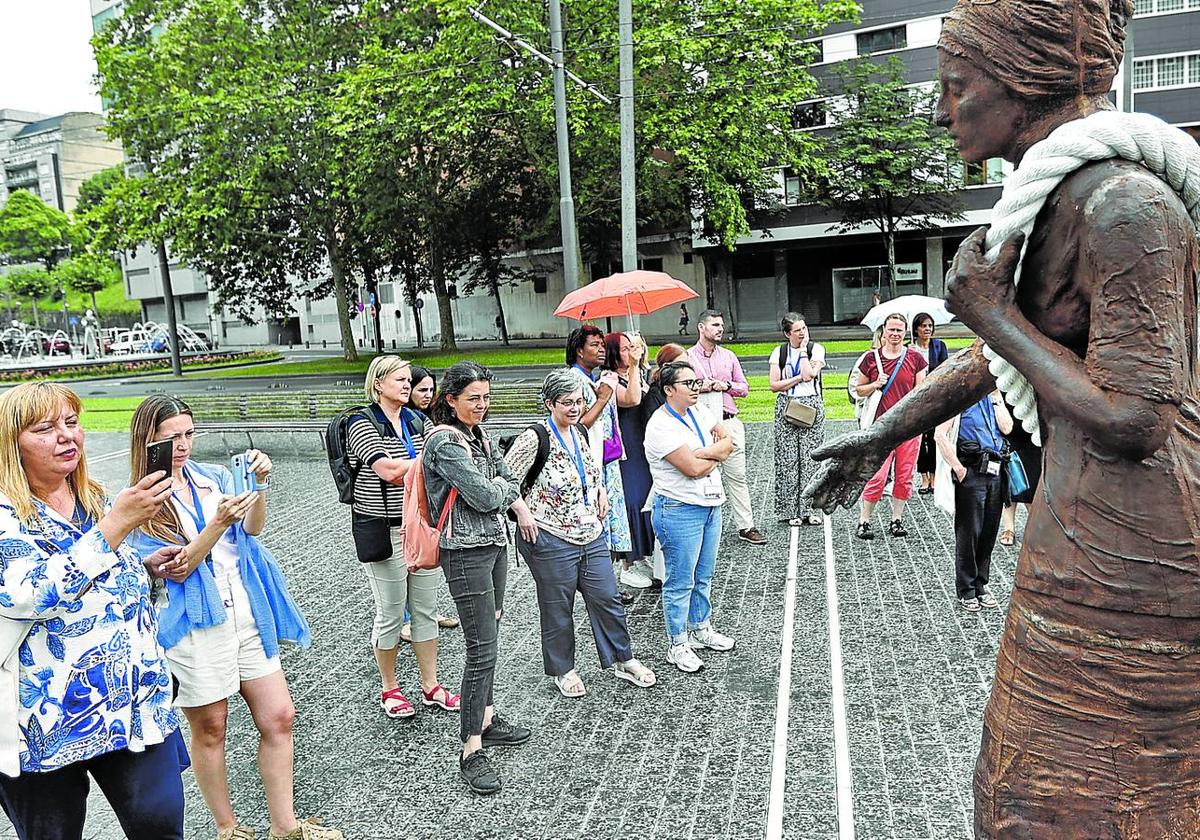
[481,714,531,748]
[855,522,874,540]
[887,519,908,537]
[460,749,502,795]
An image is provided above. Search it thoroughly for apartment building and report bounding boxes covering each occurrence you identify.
[698,0,1200,333]
[0,109,124,213]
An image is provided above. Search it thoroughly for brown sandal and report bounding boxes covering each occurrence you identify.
[999,529,1015,547]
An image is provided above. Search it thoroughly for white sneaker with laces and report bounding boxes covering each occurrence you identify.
[667,643,705,673]
[619,564,653,589]
[688,626,736,652]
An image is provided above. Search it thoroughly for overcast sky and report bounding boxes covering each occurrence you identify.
[0,0,103,117]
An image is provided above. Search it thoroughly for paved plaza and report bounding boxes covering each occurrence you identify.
[3,422,1023,840]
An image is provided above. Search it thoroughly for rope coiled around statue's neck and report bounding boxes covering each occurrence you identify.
[980,110,1200,448]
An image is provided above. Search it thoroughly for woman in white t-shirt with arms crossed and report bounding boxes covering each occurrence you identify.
[768,312,826,526]
[643,361,735,674]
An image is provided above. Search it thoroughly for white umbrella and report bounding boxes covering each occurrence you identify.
[860,294,955,332]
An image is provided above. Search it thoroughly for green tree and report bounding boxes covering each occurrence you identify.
[51,254,121,315]
[0,190,72,269]
[4,266,54,329]
[94,0,379,361]
[818,56,964,298]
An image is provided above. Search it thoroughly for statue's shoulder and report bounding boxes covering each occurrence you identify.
[1057,159,1190,227]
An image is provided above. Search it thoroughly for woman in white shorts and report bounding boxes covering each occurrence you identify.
[129,396,340,840]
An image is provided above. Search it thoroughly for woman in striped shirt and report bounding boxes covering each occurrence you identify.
[348,356,459,719]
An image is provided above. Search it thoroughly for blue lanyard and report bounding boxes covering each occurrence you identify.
[171,466,207,534]
[374,405,416,459]
[547,420,587,499]
[396,410,416,459]
[664,404,707,447]
[786,345,804,378]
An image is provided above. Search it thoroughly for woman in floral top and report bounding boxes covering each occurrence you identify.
[0,382,186,839]
[504,368,656,699]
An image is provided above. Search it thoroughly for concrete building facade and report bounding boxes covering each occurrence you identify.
[0,110,124,213]
[697,0,1200,333]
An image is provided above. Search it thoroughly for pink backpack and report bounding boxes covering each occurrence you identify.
[400,426,464,571]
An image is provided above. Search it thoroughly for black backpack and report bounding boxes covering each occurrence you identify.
[324,406,387,504]
[778,340,822,394]
[500,421,590,498]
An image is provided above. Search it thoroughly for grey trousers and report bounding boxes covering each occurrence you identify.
[516,530,633,676]
[440,543,508,742]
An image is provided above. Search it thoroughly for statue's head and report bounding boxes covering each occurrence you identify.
[935,0,1134,163]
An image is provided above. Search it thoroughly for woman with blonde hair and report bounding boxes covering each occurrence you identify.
[346,355,457,719]
[0,382,186,839]
[127,396,336,840]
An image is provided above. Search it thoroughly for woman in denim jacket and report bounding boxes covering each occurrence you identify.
[421,362,528,796]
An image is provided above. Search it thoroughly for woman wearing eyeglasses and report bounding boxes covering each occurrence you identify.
[503,369,656,699]
[421,362,527,796]
[643,362,736,674]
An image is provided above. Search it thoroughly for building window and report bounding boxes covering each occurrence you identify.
[791,101,827,130]
[962,158,1005,187]
[1159,0,1185,9]
[1134,0,1153,11]
[638,257,664,272]
[532,275,547,293]
[856,25,906,55]
[1134,0,1198,10]
[378,282,394,304]
[1132,53,1200,90]
[783,168,804,206]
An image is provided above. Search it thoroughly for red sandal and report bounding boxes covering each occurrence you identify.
[381,688,416,719]
[422,683,461,711]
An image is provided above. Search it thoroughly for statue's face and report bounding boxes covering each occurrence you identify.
[935,52,1029,163]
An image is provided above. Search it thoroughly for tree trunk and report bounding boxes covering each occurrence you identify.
[154,239,183,376]
[885,228,899,300]
[324,231,359,362]
[90,291,98,316]
[429,239,457,351]
[699,250,735,337]
[30,299,40,331]
[492,279,510,346]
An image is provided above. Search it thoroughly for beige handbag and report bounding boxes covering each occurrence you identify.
[784,399,817,429]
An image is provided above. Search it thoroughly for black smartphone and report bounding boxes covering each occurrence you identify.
[145,439,174,479]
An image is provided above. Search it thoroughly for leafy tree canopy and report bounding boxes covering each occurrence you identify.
[4,265,55,300]
[0,191,71,268]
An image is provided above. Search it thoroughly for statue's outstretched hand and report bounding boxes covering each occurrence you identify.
[803,429,890,513]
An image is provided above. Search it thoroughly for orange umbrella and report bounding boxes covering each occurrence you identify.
[553,270,699,321]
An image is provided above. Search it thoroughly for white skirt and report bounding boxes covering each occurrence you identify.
[166,571,280,708]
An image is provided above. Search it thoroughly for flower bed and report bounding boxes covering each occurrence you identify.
[0,350,282,382]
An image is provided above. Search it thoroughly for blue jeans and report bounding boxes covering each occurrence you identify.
[652,496,722,645]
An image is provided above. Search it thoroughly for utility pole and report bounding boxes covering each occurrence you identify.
[469,5,612,295]
[618,0,639,328]
[548,0,581,292]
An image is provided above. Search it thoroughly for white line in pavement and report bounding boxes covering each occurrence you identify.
[766,524,800,840]
[826,514,855,840]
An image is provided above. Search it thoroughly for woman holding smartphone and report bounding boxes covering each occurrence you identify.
[127,396,338,840]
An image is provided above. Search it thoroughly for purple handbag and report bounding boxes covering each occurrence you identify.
[602,403,624,463]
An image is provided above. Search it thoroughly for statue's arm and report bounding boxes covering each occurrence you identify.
[950,175,1188,461]
[804,345,994,512]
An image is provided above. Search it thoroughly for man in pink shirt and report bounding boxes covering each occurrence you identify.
[688,310,767,545]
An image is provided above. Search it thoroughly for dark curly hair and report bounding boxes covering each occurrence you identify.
[430,361,494,426]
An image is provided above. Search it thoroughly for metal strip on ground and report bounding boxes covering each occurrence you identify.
[826,514,855,839]
[766,524,800,839]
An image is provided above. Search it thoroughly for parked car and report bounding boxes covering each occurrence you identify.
[107,334,151,355]
[42,336,72,355]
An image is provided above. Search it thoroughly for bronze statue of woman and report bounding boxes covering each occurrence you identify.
[806,0,1200,834]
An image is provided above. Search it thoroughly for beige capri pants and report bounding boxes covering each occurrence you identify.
[360,528,441,647]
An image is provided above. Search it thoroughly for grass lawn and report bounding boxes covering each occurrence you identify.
[79,373,856,431]
[200,338,974,379]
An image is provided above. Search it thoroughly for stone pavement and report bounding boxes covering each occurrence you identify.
[2,423,1023,840]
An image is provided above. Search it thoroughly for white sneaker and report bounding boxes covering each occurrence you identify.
[688,626,736,652]
[620,564,653,589]
[667,643,705,673]
[632,558,656,581]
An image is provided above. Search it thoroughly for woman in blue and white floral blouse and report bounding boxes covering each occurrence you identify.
[0,382,187,839]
